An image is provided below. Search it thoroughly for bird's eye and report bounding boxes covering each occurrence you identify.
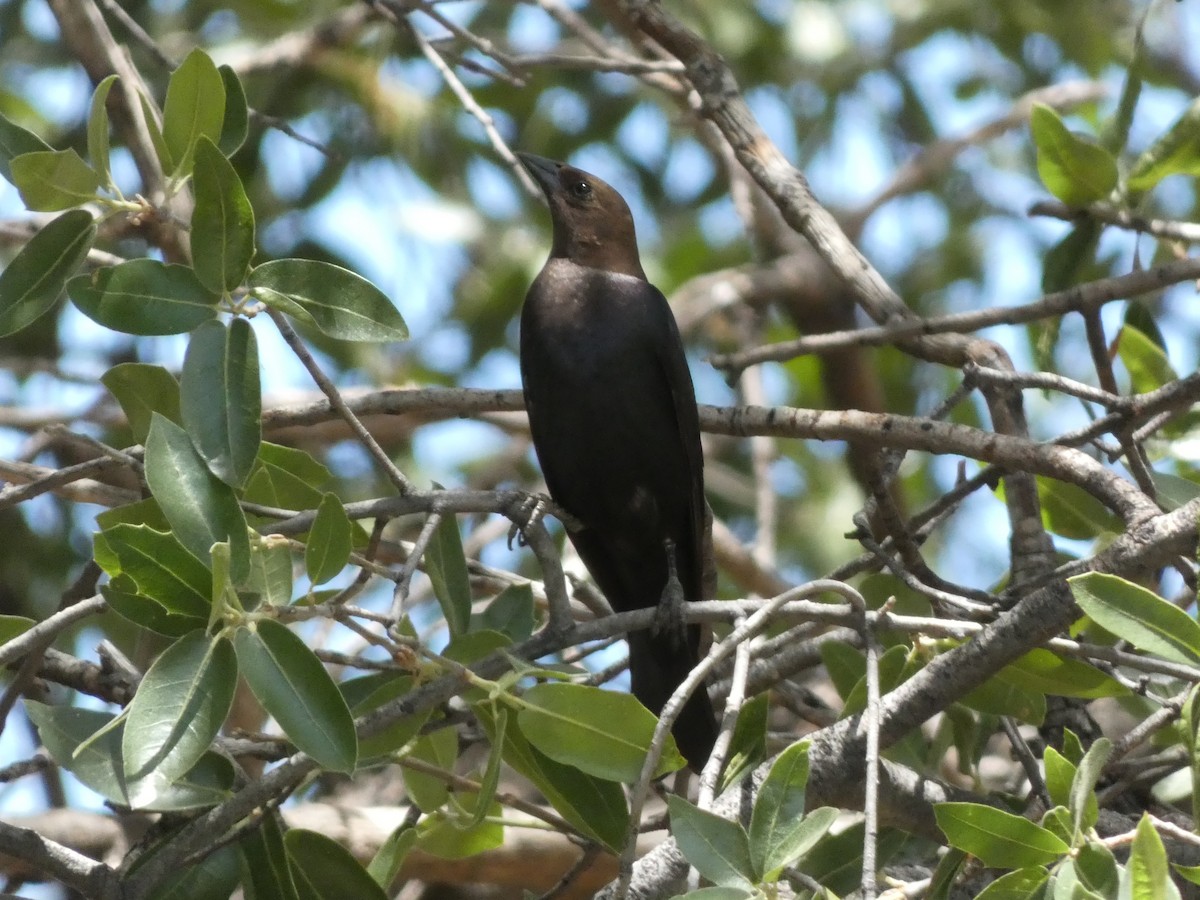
[569,180,593,199]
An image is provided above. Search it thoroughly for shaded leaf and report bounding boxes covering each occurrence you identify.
[144,414,250,581]
[474,583,535,642]
[101,363,181,445]
[234,619,357,772]
[416,793,504,860]
[974,866,1049,899]
[180,318,261,487]
[305,492,353,585]
[668,795,755,889]
[1127,97,1200,192]
[87,74,118,186]
[750,739,835,877]
[0,112,51,182]
[10,148,101,210]
[96,524,211,619]
[285,829,388,900]
[424,512,471,637]
[191,136,255,293]
[68,259,219,335]
[217,65,249,155]
[162,48,225,176]
[0,209,95,337]
[122,632,236,804]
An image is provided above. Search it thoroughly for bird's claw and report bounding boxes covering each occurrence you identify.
[652,538,688,650]
[507,492,551,550]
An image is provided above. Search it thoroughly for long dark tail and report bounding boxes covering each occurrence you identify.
[626,628,718,771]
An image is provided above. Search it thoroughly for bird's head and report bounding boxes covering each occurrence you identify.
[517,152,645,279]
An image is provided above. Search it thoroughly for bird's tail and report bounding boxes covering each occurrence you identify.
[626,629,719,771]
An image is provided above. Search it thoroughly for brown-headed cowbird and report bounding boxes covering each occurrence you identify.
[517,152,717,770]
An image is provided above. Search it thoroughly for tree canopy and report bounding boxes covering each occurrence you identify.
[2,0,1200,898]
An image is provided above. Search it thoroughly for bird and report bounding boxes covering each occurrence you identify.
[516,152,718,770]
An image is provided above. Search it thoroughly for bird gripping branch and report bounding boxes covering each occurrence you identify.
[517,152,718,770]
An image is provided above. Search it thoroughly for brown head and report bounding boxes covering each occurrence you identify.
[517,153,645,279]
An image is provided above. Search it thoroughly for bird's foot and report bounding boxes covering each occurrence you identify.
[652,538,688,650]
[507,492,551,550]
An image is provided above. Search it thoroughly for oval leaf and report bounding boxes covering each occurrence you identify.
[424,512,471,637]
[1030,104,1118,206]
[97,523,212,618]
[191,136,255,293]
[750,739,835,877]
[87,74,118,185]
[935,802,1069,868]
[122,631,236,804]
[233,619,357,772]
[0,209,95,337]
[162,48,225,176]
[667,795,755,889]
[101,362,182,445]
[10,148,101,211]
[1070,572,1200,666]
[305,492,352,585]
[217,65,249,156]
[284,829,388,900]
[180,318,261,487]
[144,413,250,581]
[68,259,219,335]
[24,703,129,806]
[249,259,408,342]
[518,682,686,781]
[0,112,52,182]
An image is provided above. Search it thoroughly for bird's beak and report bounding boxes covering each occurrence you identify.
[517,152,561,197]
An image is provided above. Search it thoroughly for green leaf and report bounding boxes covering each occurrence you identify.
[162,48,225,177]
[934,802,1069,868]
[101,363,181,446]
[233,619,357,772]
[1069,738,1111,836]
[180,318,261,487]
[1070,572,1200,666]
[674,891,755,900]
[97,524,212,619]
[306,493,353,585]
[345,674,430,760]
[367,824,416,890]
[974,867,1049,900]
[1043,747,1076,810]
[144,414,250,581]
[416,793,504,859]
[87,74,118,186]
[1150,472,1200,512]
[68,259,219,335]
[668,795,755,889]
[0,112,51,183]
[1117,324,1178,395]
[0,614,35,645]
[138,92,173,174]
[247,539,294,608]
[474,702,628,851]
[191,137,255,293]
[122,632,236,805]
[1076,840,1119,895]
[720,692,769,794]
[819,640,865,700]
[474,583,535,642]
[1122,814,1181,900]
[1175,864,1200,887]
[0,209,95,337]
[146,845,241,900]
[404,726,458,812]
[961,676,1046,725]
[240,812,300,900]
[1127,97,1200,192]
[799,824,908,896]
[1036,476,1123,540]
[25,703,129,805]
[10,149,101,211]
[103,575,207,638]
[217,65,249,156]
[1041,220,1100,295]
[1030,104,1118,206]
[249,259,408,342]
[424,512,471,638]
[997,649,1127,700]
[750,739,836,877]
[285,829,389,900]
[518,682,686,782]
